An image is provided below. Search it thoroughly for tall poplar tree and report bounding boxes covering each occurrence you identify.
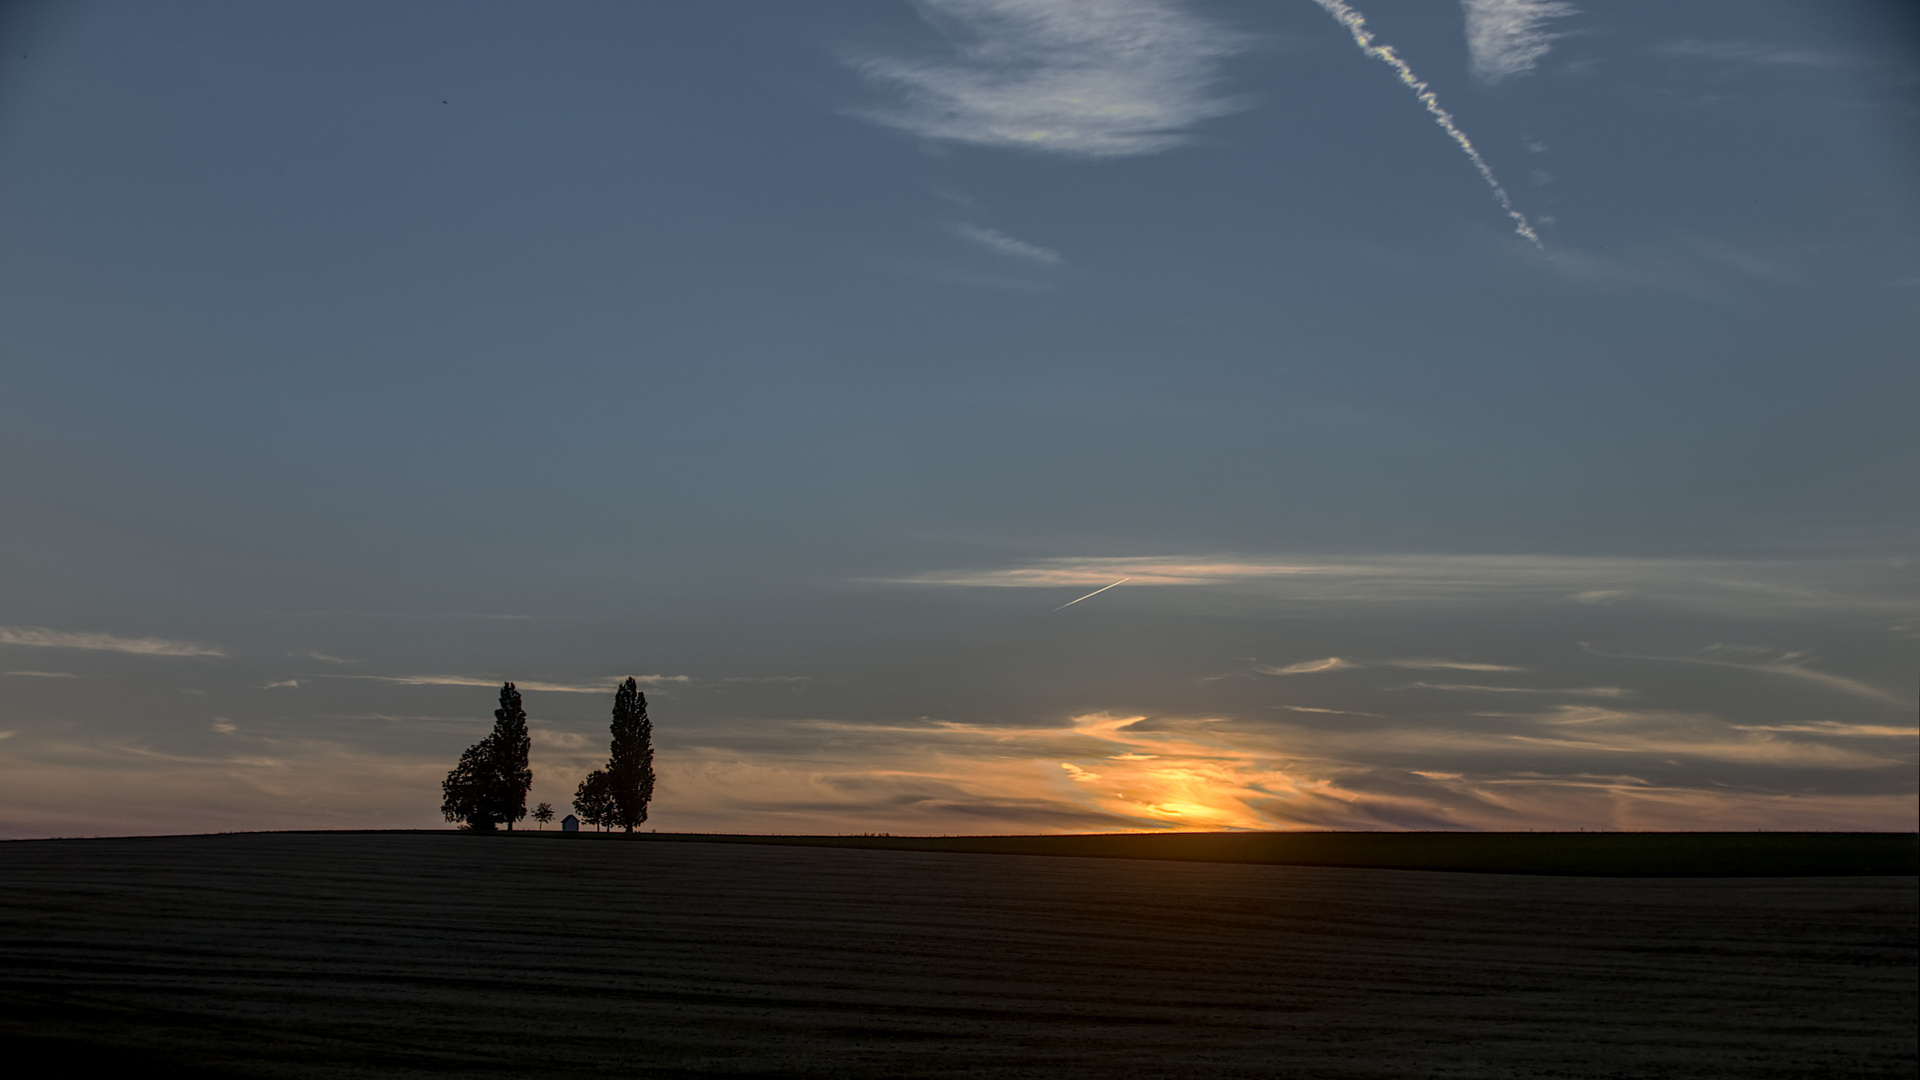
[604,677,655,833]
[488,682,533,830]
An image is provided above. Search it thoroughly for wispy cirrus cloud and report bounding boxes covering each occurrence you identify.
[881,556,1334,587]
[876,554,1915,618]
[322,673,689,695]
[1462,0,1577,84]
[0,626,225,658]
[1381,658,1525,672]
[951,223,1062,264]
[1257,657,1355,676]
[1514,704,1895,769]
[1399,682,1632,697]
[1735,721,1920,739]
[290,648,355,665]
[1257,657,1525,677]
[846,0,1248,157]
[1653,39,1851,68]
[1582,644,1908,707]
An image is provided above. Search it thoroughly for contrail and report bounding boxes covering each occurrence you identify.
[1310,0,1541,247]
[1053,578,1130,612]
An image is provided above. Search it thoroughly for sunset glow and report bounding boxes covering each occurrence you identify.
[0,2,1913,838]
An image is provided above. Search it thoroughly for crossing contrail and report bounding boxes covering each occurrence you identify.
[1310,0,1541,247]
[1053,578,1130,611]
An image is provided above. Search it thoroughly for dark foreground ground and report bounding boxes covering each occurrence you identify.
[606,829,1920,876]
[0,833,1913,1079]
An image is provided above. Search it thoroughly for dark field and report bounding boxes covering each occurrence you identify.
[619,829,1920,876]
[1,833,1913,1079]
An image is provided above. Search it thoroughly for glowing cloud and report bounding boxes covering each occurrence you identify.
[1048,712,1337,830]
[1461,0,1576,84]
[1257,657,1353,676]
[1309,0,1541,245]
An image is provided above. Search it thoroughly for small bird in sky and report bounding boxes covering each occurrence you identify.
[1052,578,1129,612]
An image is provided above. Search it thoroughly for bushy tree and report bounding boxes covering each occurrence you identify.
[532,802,555,829]
[441,682,535,832]
[440,741,495,831]
[573,769,612,831]
[606,678,656,832]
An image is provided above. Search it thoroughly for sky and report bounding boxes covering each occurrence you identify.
[1,0,1915,838]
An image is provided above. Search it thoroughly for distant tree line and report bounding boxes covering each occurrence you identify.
[441,677,655,834]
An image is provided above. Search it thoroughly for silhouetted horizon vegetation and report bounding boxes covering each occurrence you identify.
[575,677,655,833]
[439,683,533,832]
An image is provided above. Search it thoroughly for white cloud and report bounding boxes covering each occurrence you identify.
[1654,39,1850,68]
[0,626,225,658]
[3,670,81,679]
[952,223,1061,264]
[1462,0,1577,84]
[847,0,1248,157]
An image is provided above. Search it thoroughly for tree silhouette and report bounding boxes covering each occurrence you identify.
[441,741,494,831]
[573,769,612,831]
[605,677,655,832]
[440,682,535,832]
[532,802,554,829]
[488,683,533,830]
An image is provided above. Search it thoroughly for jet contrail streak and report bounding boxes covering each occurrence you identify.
[1310,0,1541,247]
[1053,578,1130,612]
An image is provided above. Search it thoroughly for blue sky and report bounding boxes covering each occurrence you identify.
[1,0,1914,836]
